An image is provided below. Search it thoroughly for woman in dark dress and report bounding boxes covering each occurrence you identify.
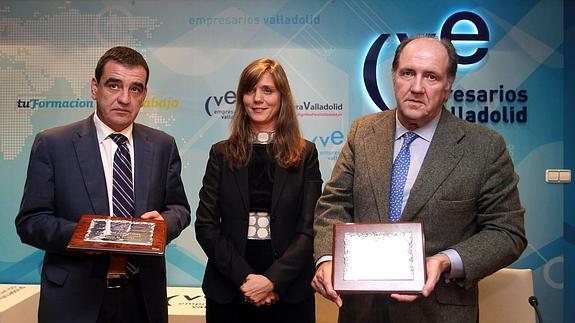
[195,58,322,323]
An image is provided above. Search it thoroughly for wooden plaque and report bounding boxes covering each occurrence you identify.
[67,214,166,255]
[332,222,426,294]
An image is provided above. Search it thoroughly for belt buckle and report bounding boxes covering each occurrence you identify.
[106,273,129,289]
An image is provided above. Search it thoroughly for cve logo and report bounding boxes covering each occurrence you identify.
[204,90,236,116]
[363,11,489,111]
[167,294,204,306]
[312,130,345,147]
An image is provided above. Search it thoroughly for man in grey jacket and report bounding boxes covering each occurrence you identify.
[312,36,526,322]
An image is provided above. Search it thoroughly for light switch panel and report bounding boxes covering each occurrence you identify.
[545,169,572,183]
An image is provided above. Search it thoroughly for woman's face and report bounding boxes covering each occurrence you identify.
[243,71,281,132]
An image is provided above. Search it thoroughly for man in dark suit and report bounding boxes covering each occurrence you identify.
[312,36,527,322]
[15,46,190,323]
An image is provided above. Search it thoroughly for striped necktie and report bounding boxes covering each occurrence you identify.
[107,134,138,280]
[109,133,134,218]
[389,131,418,222]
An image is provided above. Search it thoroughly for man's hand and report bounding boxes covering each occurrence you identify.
[391,253,451,302]
[140,211,164,221]
[311,261,343,307]
[241,274,275,305]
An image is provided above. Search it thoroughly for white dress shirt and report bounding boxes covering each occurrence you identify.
[392,112,439,214]
[93,113,135,217]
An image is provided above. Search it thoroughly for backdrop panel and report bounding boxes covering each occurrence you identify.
[0,1,567,322]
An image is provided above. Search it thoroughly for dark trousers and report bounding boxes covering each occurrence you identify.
[96,275,149,323]
[206,295,315,323]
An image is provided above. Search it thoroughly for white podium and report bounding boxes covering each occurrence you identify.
[0,284,206,323]
[167,287,206,323]
[0,284,40,323]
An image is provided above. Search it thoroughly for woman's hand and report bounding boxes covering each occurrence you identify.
[240,274,276,305]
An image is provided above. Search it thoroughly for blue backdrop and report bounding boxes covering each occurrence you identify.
[0,1,570,322]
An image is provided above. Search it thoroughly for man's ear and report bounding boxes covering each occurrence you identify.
[90,77,98,100]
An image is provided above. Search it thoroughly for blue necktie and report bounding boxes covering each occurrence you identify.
[109,134,134,218]
[389,132,418,222]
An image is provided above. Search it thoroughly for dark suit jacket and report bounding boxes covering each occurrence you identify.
[16,115,190,323]
[314,109,527,323]
[195,140,322,304]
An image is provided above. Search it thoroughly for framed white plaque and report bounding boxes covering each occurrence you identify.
[333,222,426,293]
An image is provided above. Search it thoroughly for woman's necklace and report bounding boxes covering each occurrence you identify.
[253,131,275,144]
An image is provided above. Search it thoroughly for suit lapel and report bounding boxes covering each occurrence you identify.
[401,111,465,220]
[133,124,153,218]
[365,112,396,222]
[271,165,288,215]
[73,116,109,215]
[233,167,250,214]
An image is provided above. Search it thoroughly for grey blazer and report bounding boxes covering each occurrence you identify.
[314,109,526,323]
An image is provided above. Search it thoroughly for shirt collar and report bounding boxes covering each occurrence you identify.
[93,113,133,144]
[394,109,442,143]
